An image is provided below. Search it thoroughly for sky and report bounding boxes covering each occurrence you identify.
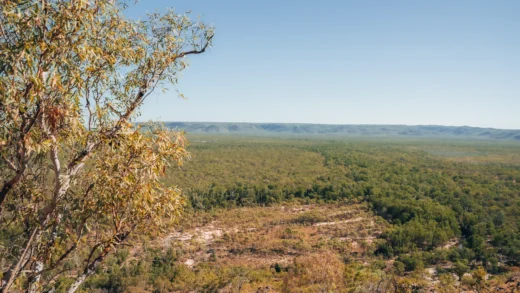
[126,0,520,129]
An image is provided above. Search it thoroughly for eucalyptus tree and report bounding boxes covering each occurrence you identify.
[0,0,213,291]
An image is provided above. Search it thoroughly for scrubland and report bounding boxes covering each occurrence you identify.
[81,136,520,292]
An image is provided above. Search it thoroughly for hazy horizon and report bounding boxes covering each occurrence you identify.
[136,120,520,131]
[126,1,520,129]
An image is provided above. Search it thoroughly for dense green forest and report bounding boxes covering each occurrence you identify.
[171,136,520,265]
[82,135,520,292]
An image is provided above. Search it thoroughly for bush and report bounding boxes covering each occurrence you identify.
[282,251,345,292]
[398,254,424,272]
[393,261,405,276]
[292,211,327,225]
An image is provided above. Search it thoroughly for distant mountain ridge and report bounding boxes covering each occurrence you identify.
[158,122,520,141]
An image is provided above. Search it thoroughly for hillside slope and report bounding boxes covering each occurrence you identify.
[159,122,520,140]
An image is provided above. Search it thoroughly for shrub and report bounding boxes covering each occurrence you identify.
[393,261,405,276]
[282,251,345,292]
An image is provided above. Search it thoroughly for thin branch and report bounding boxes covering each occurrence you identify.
[177,34,213,58]
[1,227,40,293]
[1,154,17,171]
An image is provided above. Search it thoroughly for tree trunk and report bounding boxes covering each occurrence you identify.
[65,247,110,293]
[65,272,90,293]
[64,230,132,293]
[26,261,44,293]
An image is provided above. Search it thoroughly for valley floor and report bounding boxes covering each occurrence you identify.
[105,202,518,292]
[80,136,520,292]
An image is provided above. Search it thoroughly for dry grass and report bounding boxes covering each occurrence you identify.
[133,202,390,291]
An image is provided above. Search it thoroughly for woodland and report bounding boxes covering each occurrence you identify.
[78,135,520,292]
[1,1,519,292]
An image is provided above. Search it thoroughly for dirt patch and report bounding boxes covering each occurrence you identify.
[442,238,459,249]
[314,217,364,226]
[153,203,388,273]
[161,224,225,247]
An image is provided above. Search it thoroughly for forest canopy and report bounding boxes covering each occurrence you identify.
[170,136,520,268]
[78,135,520,292]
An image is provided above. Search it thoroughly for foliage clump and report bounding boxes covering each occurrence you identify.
[0,0,213,291]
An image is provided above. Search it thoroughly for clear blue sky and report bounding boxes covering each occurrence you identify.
[126,0,520,129]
